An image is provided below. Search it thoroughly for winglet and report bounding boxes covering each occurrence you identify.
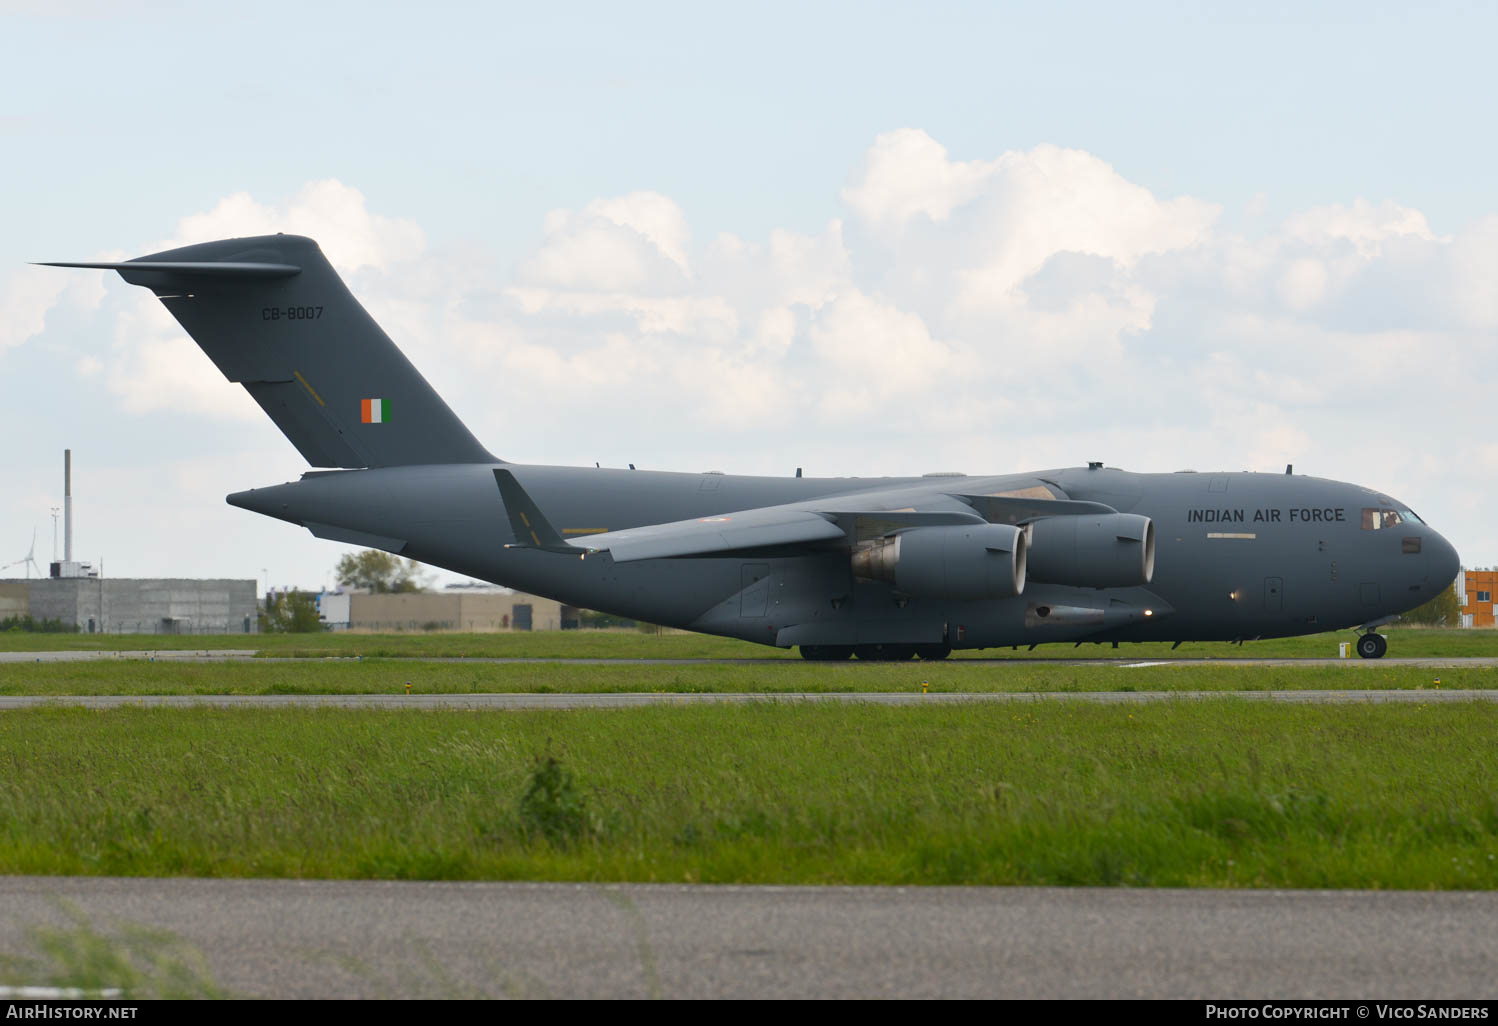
[494,469,587,554]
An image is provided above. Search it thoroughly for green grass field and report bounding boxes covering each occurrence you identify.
[3,629,1493,892]
[0,658,1493,695]
[1,702,1495,888]
[1,627,1493,660]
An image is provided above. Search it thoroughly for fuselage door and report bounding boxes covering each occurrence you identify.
[1264,577,1283,612]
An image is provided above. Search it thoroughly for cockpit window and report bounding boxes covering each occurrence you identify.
[1361,508,1404,530]
[1401,508,1425,525]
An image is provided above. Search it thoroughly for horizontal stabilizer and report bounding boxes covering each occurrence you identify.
[35,260,300,280]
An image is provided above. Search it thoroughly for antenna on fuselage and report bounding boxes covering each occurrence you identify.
[1286,464,1293,475]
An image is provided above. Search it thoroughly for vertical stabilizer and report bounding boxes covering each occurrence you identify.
[42,235,495,468]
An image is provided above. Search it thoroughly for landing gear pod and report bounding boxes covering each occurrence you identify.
[851,523,1027,599]
[1026,513,1155,588]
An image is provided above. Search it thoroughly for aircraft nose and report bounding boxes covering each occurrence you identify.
[1428,530,1460,589]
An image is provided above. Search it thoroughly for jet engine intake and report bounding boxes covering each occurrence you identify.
[1025,513,1155,588]
[851,524,1026,599]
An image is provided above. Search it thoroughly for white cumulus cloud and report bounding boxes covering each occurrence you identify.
[9,133,1498,577]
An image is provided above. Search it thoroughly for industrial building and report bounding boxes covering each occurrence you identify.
[1457,569,1497,628]
[311,588,575,631]
[5,449,575,635]
[0,449,263,634]
[1,576,259,634]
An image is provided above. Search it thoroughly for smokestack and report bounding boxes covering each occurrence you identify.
[64,449,72,563]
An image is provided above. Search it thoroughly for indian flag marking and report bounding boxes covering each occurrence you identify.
[361,398,390,424]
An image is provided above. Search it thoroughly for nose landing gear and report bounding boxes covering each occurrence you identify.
[1356,633,1387,659]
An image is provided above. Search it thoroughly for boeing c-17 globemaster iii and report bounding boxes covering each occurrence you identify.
[41,235,1461,660]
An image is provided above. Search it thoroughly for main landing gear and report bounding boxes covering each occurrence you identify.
[1356,633,1388,659]
[799,644,952,662]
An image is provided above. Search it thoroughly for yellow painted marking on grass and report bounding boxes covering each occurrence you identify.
[292,370,326,407]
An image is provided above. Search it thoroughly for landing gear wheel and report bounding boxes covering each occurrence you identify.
[854,644,916,661]
[914,644,952,661]
[801,645,853,661]
[1356,633,1387,659]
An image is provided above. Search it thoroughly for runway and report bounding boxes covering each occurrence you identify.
[1,689,1494,709]
[1,877,1494,999]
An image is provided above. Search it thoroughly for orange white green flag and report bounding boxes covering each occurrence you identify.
[361,398,389,424]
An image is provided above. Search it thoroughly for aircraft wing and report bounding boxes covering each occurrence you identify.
[565,507,848,562]
[496,469,988,563]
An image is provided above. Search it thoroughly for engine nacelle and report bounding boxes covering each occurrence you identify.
[1025,513,1154,588]
[851,523,1026,599]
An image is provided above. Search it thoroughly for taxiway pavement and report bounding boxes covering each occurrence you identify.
[1,877,1494,999]
[3,650,1497,668]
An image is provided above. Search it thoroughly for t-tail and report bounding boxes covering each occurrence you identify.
[40,235,496,468]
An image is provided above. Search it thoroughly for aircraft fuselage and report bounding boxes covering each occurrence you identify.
[229,462,1459,653]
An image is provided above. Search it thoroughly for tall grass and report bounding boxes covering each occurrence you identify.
[0,703,1494,888]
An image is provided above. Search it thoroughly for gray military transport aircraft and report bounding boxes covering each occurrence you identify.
[43,235,1460,660]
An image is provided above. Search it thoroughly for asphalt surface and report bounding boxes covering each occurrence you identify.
[0,650,261,662]
[1,689,1494,709]
[1,877,1494,999]
[4,650,1498,667]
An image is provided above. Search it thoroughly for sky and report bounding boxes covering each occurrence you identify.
[2,0,1495,592]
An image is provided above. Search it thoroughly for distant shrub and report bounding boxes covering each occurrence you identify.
[258,591,324,633]
[0,615,78,633]
[1403,582,1462,627]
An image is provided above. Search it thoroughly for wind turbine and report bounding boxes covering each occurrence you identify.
[1,529,43,579]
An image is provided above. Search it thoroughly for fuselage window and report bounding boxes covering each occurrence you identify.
[1361,508,1403,530]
